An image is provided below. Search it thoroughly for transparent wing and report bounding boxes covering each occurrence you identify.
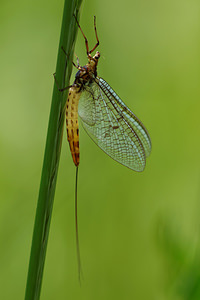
[78,77,151,171]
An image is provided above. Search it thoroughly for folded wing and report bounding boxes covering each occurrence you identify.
[78,77,151,171]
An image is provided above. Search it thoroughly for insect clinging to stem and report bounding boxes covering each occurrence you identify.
[55,14,151,282]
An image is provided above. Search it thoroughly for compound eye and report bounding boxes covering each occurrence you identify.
[94,51,100,60]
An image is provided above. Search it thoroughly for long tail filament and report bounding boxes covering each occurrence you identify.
[75,166,82,283]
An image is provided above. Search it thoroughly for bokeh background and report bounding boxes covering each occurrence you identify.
[1,0,200,299]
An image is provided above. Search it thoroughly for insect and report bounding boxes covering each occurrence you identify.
[65,17,151,172]
[55,15,151,281]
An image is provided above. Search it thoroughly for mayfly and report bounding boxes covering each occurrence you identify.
[55,15,151,281]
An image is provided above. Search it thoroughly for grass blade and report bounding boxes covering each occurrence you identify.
[25,0,83,299]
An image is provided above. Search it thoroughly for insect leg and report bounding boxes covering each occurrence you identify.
[53,73,72,92]
[73,14,100,55]
[89,16,99,54]
[61,46,79,69]
[73,14,90,55]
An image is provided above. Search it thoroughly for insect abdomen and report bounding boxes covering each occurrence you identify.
[66,88,80,166]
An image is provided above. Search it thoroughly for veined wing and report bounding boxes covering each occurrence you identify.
[78,77,151,171]
[98,78,151,158]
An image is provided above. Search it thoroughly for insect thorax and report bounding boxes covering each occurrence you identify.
[73,51,100,90]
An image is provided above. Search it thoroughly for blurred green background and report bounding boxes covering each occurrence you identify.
[1,0,200,299]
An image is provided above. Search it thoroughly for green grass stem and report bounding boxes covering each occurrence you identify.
[24,0,82,299]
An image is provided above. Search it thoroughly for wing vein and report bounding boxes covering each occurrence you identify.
[78,78,151,171]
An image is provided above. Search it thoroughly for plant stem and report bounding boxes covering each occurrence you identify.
[24,1,82,299]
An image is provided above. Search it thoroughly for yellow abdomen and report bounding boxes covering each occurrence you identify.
[66,87,80,166]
